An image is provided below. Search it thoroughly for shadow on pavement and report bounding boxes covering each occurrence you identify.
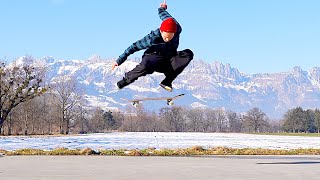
[257,161,320,165]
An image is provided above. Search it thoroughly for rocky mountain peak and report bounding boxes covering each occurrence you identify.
[10,57,320,119]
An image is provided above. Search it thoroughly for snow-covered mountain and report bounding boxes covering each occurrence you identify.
[36,56,320,118]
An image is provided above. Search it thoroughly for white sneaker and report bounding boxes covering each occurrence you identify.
[159,83,173,92]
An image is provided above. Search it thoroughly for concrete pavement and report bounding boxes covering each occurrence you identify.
[1,155,320,180]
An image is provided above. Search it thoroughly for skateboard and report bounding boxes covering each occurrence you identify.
[121,93,185,108]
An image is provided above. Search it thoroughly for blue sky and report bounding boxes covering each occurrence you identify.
[0,0,319,74]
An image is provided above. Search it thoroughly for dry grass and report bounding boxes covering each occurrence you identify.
[2,146,320,156]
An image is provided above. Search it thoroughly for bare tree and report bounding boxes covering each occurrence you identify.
[3,112,14,135]
[89,108,105,132]
[133,106,150,132]
[145,111,162,132]
[119,105,145,132]
[268,119,282,133]
[0,57,46,134]
[40,94,57,134]
[185,108,205,132]
[73,101,89,134]
[160,107,185,132]
[22,100,32,135]
[243,107,269,133]
[203,108,218,132]
[51,75,83,134]
[227,111,242,132]
[215,109,227,132]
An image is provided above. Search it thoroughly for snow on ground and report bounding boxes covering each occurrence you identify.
[1,132,320,151]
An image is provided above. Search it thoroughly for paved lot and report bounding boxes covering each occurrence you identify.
[1,155,320,180]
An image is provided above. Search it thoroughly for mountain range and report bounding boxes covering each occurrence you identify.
[17,55,320,119]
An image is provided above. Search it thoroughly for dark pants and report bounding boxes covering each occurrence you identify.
[123,49,194,86]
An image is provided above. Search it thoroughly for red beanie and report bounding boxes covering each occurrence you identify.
[160,18,177,33]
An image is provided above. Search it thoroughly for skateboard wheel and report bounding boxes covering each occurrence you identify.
[168,101,174,106]
[133,102,139,108]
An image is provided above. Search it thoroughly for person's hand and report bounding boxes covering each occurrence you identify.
[111,61,118,71]
[160,0,167,10]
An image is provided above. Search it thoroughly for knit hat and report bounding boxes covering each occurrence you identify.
[160,18,177,33]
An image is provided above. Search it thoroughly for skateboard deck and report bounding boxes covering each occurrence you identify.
[121,93,185,107]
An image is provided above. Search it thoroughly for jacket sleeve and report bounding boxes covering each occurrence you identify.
[158,7,182,34]
[116,32,154,66]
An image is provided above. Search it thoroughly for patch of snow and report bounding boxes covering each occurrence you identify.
[192,94,208,102]
[191,102,207,109]
[85,95,113,108]
[57,65,79,75]
[1,132,320,151]
[94,82,105,88]
[87,63,107,70]
[82,80,90,85]
[128,85,159,93]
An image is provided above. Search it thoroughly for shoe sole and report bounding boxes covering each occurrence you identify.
[160,84,173,92]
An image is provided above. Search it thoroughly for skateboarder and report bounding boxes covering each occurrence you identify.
[111,0,194,92]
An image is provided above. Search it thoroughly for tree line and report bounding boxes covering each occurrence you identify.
[1,57,319,135]
[282,107,320,133]
[2,95,276,135]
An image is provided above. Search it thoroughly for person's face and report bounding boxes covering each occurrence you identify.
[161,31,175,42]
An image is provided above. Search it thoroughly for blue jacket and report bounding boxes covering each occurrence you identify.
[116,7,182,65]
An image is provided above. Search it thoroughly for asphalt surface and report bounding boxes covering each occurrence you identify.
[1,155,320,180]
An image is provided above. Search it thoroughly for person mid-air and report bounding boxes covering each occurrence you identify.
[112,0,193,92]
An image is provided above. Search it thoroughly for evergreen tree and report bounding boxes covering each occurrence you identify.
[305,109,315,133]
[104,110,115,129]
[314,109,320,134]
